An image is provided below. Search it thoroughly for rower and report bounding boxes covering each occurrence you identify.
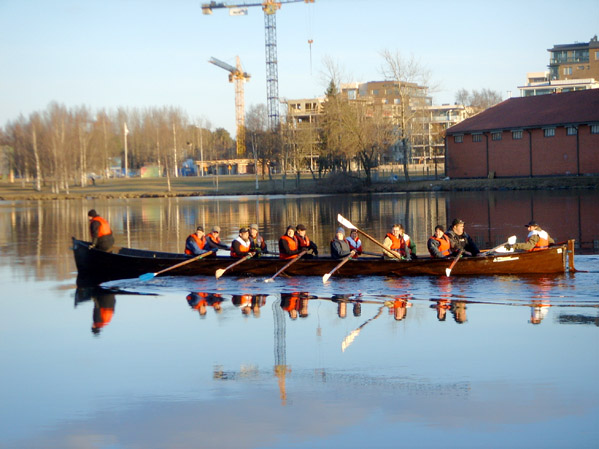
[505,220,554,252]
[206,226,230,254]
[331,227,352,259]
[446,218,479,257]
[382,224,413,260]
[230,227,251,258]
[427,225,451,258]
[185,226,209,256]
[346,229,362,258]
[279,225,302,259]
[295,224,318,258]
[249,223,268,256]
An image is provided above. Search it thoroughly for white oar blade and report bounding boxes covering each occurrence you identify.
[337,214,356,230]
[215,269,225,279]
[322,273,331,283]
[264,278,274,283]
[445,268,452,277]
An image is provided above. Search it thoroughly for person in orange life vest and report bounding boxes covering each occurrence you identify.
[185,226,209,256]
[427,225,451,258]
[87,209,114,251]
[231,227,252,258]
[206,226,230,254]
[446,218,479,257]
[295,223,318,258]
[331,227,352,259]
[279,226,303,259]
[91,290,116,335]
[505,220,554,252]
[346,229,363,258]
[249,223,268,256]
[387,297,412,321]
[382,224,412,260]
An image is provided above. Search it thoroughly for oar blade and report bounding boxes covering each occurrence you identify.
[445,268,452,277]
[139,272,156,281]
[264,278,274,283]
[215,268,226,279]
[337,214,356,230]
[322,273,331,283]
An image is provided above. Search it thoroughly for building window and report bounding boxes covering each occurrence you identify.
[512,130,523,140]
[454,135,463,143]
[563,67,572,76]
[544,128,555,137]
[566,127,577,136]
[595,51,599,60]
[591,124,599,134]
[472,134,482,142]
[491,132,502,141]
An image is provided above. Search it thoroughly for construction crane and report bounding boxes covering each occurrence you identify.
[202,0,315,131]
[209,56,251,156]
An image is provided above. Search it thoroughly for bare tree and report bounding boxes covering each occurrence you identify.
[380,49,432,182]
[455,88,503,117]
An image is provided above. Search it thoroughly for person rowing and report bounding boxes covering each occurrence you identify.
[185,225,210,256]
[279,225,303,259]
[330,227,352,259]
[346,229,362,258]
[295,223,318,258]
[446,218,479,257]
[230,227,252,258]
[382,224,414,260]
[504,220,554,252]
[427,225,451,258]
[249,223,268,256]
[206,226,230,254]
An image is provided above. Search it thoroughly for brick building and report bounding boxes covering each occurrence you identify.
[445,89,599,178]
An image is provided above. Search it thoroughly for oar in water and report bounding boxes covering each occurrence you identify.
[139,251,214,281]
[444,249,464,277]
[337,214,403,260]
[264,250,308,283]
[215,252,255,279]
[323,250,356,283]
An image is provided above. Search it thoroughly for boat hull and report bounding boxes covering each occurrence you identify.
[72,237,569,284]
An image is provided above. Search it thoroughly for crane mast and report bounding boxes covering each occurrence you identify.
[202,0,314,131]
[209,56,251,155]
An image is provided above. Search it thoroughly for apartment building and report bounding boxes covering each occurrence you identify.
[548,35,599,81]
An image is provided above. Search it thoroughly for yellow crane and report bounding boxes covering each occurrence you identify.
[209,56,251,156]
[202,0,314,131]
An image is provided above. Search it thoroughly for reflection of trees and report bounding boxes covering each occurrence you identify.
[557,314,599,326]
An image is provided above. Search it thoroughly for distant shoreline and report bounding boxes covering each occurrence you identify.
[1,174,597,201]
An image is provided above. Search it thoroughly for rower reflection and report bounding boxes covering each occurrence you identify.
[331,294,363,318]
[530,300,551,324]
[386,295,412,321]
[187,292,224,317]
[75,287,117,335]
[232,294,266,317]
[280,292,311,319]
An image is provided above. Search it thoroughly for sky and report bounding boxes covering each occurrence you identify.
[1,0,598,136]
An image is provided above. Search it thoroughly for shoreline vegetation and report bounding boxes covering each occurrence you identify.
[1,174,598,201]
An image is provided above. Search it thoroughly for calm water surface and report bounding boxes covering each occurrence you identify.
[1,192,598,449]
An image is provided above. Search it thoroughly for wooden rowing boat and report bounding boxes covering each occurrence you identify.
[72,237,573,285]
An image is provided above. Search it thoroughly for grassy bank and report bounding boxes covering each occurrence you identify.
[0,173,597,201]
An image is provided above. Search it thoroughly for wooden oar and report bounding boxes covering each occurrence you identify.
[323,250,356,283]
[139,251,214,281]
[337,214,403,261]
[215,252,255,279]
[264,250,308,283]
[480,235,517,255]
[445,249,464,277]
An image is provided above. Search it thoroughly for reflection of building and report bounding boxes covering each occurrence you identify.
[446,89,599,179]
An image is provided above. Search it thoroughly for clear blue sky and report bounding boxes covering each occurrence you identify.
[1,0,597,136]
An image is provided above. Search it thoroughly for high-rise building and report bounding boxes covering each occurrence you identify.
[548,35,599,81]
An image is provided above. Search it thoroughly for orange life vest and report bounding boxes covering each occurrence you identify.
[231,237,251,257]
[528,229,550,251]
[90,216,112,238]
[207,232,221,244]
[429,234,451,257]
[280,235,299,259]
[346,236,362,258]
[93,308,114,329]
[385,233,406,256]
[185,233,206,255]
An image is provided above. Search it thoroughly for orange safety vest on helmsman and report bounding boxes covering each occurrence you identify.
[90,216,112,238]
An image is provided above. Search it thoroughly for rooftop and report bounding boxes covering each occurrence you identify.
[446,89,599,134]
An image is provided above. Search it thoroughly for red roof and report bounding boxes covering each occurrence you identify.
[447,89,599,134]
